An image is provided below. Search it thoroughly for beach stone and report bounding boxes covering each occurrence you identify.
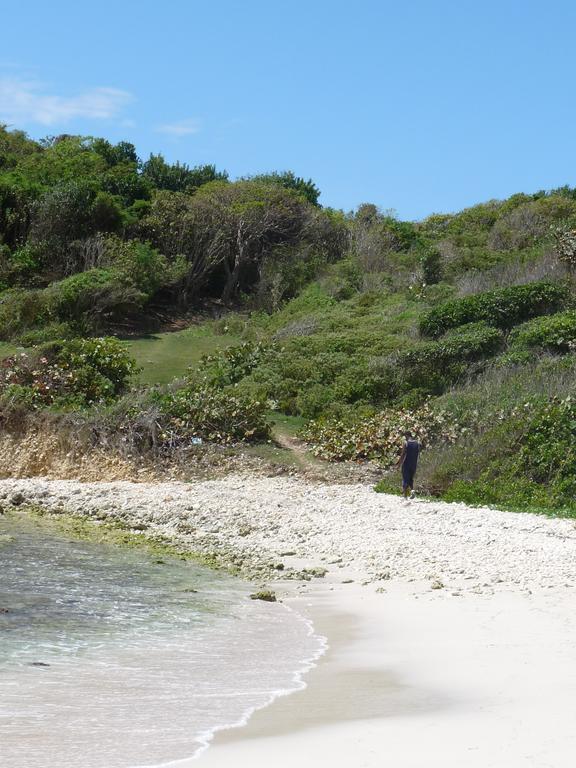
[249,590,277,602]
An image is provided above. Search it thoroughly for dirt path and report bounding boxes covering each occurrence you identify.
[271,428,322,472]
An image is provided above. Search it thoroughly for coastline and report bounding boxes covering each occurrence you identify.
[194,580,576,767]
[2,475,576,766]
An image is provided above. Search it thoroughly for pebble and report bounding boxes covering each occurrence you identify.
[0,476,575,595]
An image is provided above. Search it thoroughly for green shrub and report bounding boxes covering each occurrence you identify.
[390,323,504,394]
[509,310,576,352]
[419,280,570,338]
[420,245,442,285]
[106,237,186,297]
[17,322,74,346]
[0,337,137,409]
[58,337,138,399]
[301,402,461,464]
[199,341,273,386]
[156,382,270,444]
[45,269,145,332]
[0,289,51,340]
[415,395,576,513]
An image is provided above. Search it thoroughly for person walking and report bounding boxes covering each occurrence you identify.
[397,431,420,498]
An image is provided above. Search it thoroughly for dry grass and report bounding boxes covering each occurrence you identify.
[455,249,567,296]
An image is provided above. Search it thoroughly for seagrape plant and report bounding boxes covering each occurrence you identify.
[301,402,462,464]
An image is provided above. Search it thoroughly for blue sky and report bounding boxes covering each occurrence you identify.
[1,0,575,219]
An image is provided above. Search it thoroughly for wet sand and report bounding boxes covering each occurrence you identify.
[193,581,576,767]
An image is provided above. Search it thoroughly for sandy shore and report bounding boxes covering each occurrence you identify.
[2,475,576,766]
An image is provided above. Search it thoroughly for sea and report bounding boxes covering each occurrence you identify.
[0,511,324,767]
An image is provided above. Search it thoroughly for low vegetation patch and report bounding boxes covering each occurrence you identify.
[509,310,576,352]
[301,402,461,464]
[419,280,569,338]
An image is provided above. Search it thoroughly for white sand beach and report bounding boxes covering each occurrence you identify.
[2,475,576,767]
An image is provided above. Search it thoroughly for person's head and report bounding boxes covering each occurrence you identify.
[403,431,413,441]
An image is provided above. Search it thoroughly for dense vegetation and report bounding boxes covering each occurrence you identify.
[2,124,576,513]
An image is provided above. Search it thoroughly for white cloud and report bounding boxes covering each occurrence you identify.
[155,118,202,137]
[0,75,133,127]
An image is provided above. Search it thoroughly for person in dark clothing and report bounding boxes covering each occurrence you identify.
[397,431,420,498]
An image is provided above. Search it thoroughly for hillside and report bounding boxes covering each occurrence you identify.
[1,125,576,513]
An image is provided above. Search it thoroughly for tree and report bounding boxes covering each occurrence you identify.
[141,154,228,193]
[90,138,138,166]
[192,181,312,302]
[243,171,321,206]
[29,181,123,275]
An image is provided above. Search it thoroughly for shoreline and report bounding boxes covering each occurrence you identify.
[194,580,576,767]
[2,475,576,766]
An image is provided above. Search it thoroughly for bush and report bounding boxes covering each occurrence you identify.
[17,322,75,346]
[509,310,576,352]
[155,382,270,444]
[389,323,504,394]
[0,337,137,409]
[412,395,576,512]
[59,337,137,399]
[45,269,145,332]
[301,402,461,464]
[419,280,570,338]
[552,224,576,270]
[0,289,50,340]
[199,341,274,386]
[420,246,443,285]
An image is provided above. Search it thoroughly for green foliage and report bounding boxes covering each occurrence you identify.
[426,396,576,513]
[373,323,504,398]
[0,337,137,409]
[244,171,321,206]
[0,289,50,340]
[509,310,576,352]
[301,401,460,464]
[155,382,270,444]
[199,341,273,386]
[552,223,576,270]
[419,280,570,338]
[420,245,442,285]
[142,154,228,193]
[45,269,127,327]
[58,337,138,402]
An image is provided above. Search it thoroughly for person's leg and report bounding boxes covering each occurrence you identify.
[402,469,415,498]
[402,468,412,498]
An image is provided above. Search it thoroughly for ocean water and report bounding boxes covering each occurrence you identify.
[0,512,324,768]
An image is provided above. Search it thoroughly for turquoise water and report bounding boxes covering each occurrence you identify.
[0,513,322,767]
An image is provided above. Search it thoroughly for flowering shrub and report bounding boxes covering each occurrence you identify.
[552,224,576,270]
[301,402,462,465]
[0,337,137,408]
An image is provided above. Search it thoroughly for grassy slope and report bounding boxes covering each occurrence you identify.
[124,325,240,384]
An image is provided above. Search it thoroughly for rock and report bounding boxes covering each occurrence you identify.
[431,579,444,590]
[250,590,277,602]
[10,492,25,506]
